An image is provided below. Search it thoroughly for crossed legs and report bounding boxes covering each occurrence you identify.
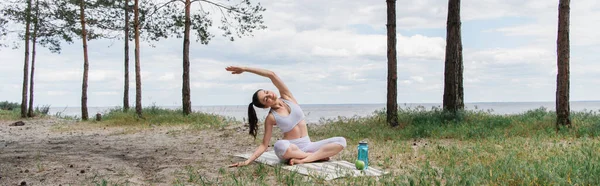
[281,144,311,160]
[274,136,347,165]
[288,143,343,165]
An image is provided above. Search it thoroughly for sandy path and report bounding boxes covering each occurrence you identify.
[0,118,256,185]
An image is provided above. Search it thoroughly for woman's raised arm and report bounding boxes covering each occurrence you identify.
[225,66,294,101]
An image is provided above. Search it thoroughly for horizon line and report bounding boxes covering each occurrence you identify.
[46,100,600,108]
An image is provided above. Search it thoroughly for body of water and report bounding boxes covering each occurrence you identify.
[48,101,600,124]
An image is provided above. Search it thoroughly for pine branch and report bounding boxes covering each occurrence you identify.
[145,0,180,19]
[192,0,249,15]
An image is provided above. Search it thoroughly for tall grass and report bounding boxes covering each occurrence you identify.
[0,101,51,120]
[309,106,600,185]
[313,106,600,142]
[97,106,595,185]
[96,105,235,129]
[81,106,600,185]
[404,139,600,185]
[0,109,19,120]
[34,105,51,115]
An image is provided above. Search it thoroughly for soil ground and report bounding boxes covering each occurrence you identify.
[0,118,259,185]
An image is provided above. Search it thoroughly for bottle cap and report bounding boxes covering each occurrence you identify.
[359,139,368,144]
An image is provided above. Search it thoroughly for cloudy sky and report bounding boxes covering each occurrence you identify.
[0,0,599,107]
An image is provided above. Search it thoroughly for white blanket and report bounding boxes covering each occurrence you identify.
[234,151,388,181]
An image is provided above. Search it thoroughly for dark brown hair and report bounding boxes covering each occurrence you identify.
[248,89,264,138]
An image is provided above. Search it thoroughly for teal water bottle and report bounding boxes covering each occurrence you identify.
[357,141,369,170]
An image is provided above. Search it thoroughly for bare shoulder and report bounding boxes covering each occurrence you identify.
[265,113,276,125]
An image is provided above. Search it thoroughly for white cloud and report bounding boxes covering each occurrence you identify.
[468,47,554,65]
[229,28,444,62]
[493,24,554,38]
[47,91,69,96]
[158,73,175,81]
[92,91,118,96]
[191,82,219,89]
[410,76,425,83]
[89,70,120,82]
[489,0,600,46]
[311,46,351,57]
[0,0,599,107]
[37,70,81,82]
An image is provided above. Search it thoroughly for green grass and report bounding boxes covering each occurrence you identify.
[313,107,600,142]
[63,106,600,185]
[0,102,51,120]
[94,105,236,129]
[0,109,20,120]
[309,107,600,185]
[194,107,598,185]
[90,176,131,186]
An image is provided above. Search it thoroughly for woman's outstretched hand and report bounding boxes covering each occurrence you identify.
[229,161,249,167]
[226,66,245,74]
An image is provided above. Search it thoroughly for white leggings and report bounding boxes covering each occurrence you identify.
[273,136,347,161]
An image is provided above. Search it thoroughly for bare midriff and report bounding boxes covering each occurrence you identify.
[282,121,308,140]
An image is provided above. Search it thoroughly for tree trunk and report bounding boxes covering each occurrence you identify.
[182,0,192,115]
[556,0,571,128]
[79,0,89,120]
[443,0,464,113]
[21,0,33,118]
[134,0,142,117]
[386,0,398,127]
[123,0,130,112]
[27,0,39,117]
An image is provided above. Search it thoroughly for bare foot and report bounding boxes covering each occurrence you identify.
[289,158,303,166]
[288,157,330,165]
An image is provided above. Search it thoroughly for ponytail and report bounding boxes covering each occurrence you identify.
[247,89,264,139]
[248,103,258,138]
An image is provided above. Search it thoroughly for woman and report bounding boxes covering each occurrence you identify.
[227,66,347,167]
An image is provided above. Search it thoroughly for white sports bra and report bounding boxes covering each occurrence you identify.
[270,98,305,133]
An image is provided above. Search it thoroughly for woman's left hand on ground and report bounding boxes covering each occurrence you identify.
[229,161,249,167]
[225,66,245,74]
